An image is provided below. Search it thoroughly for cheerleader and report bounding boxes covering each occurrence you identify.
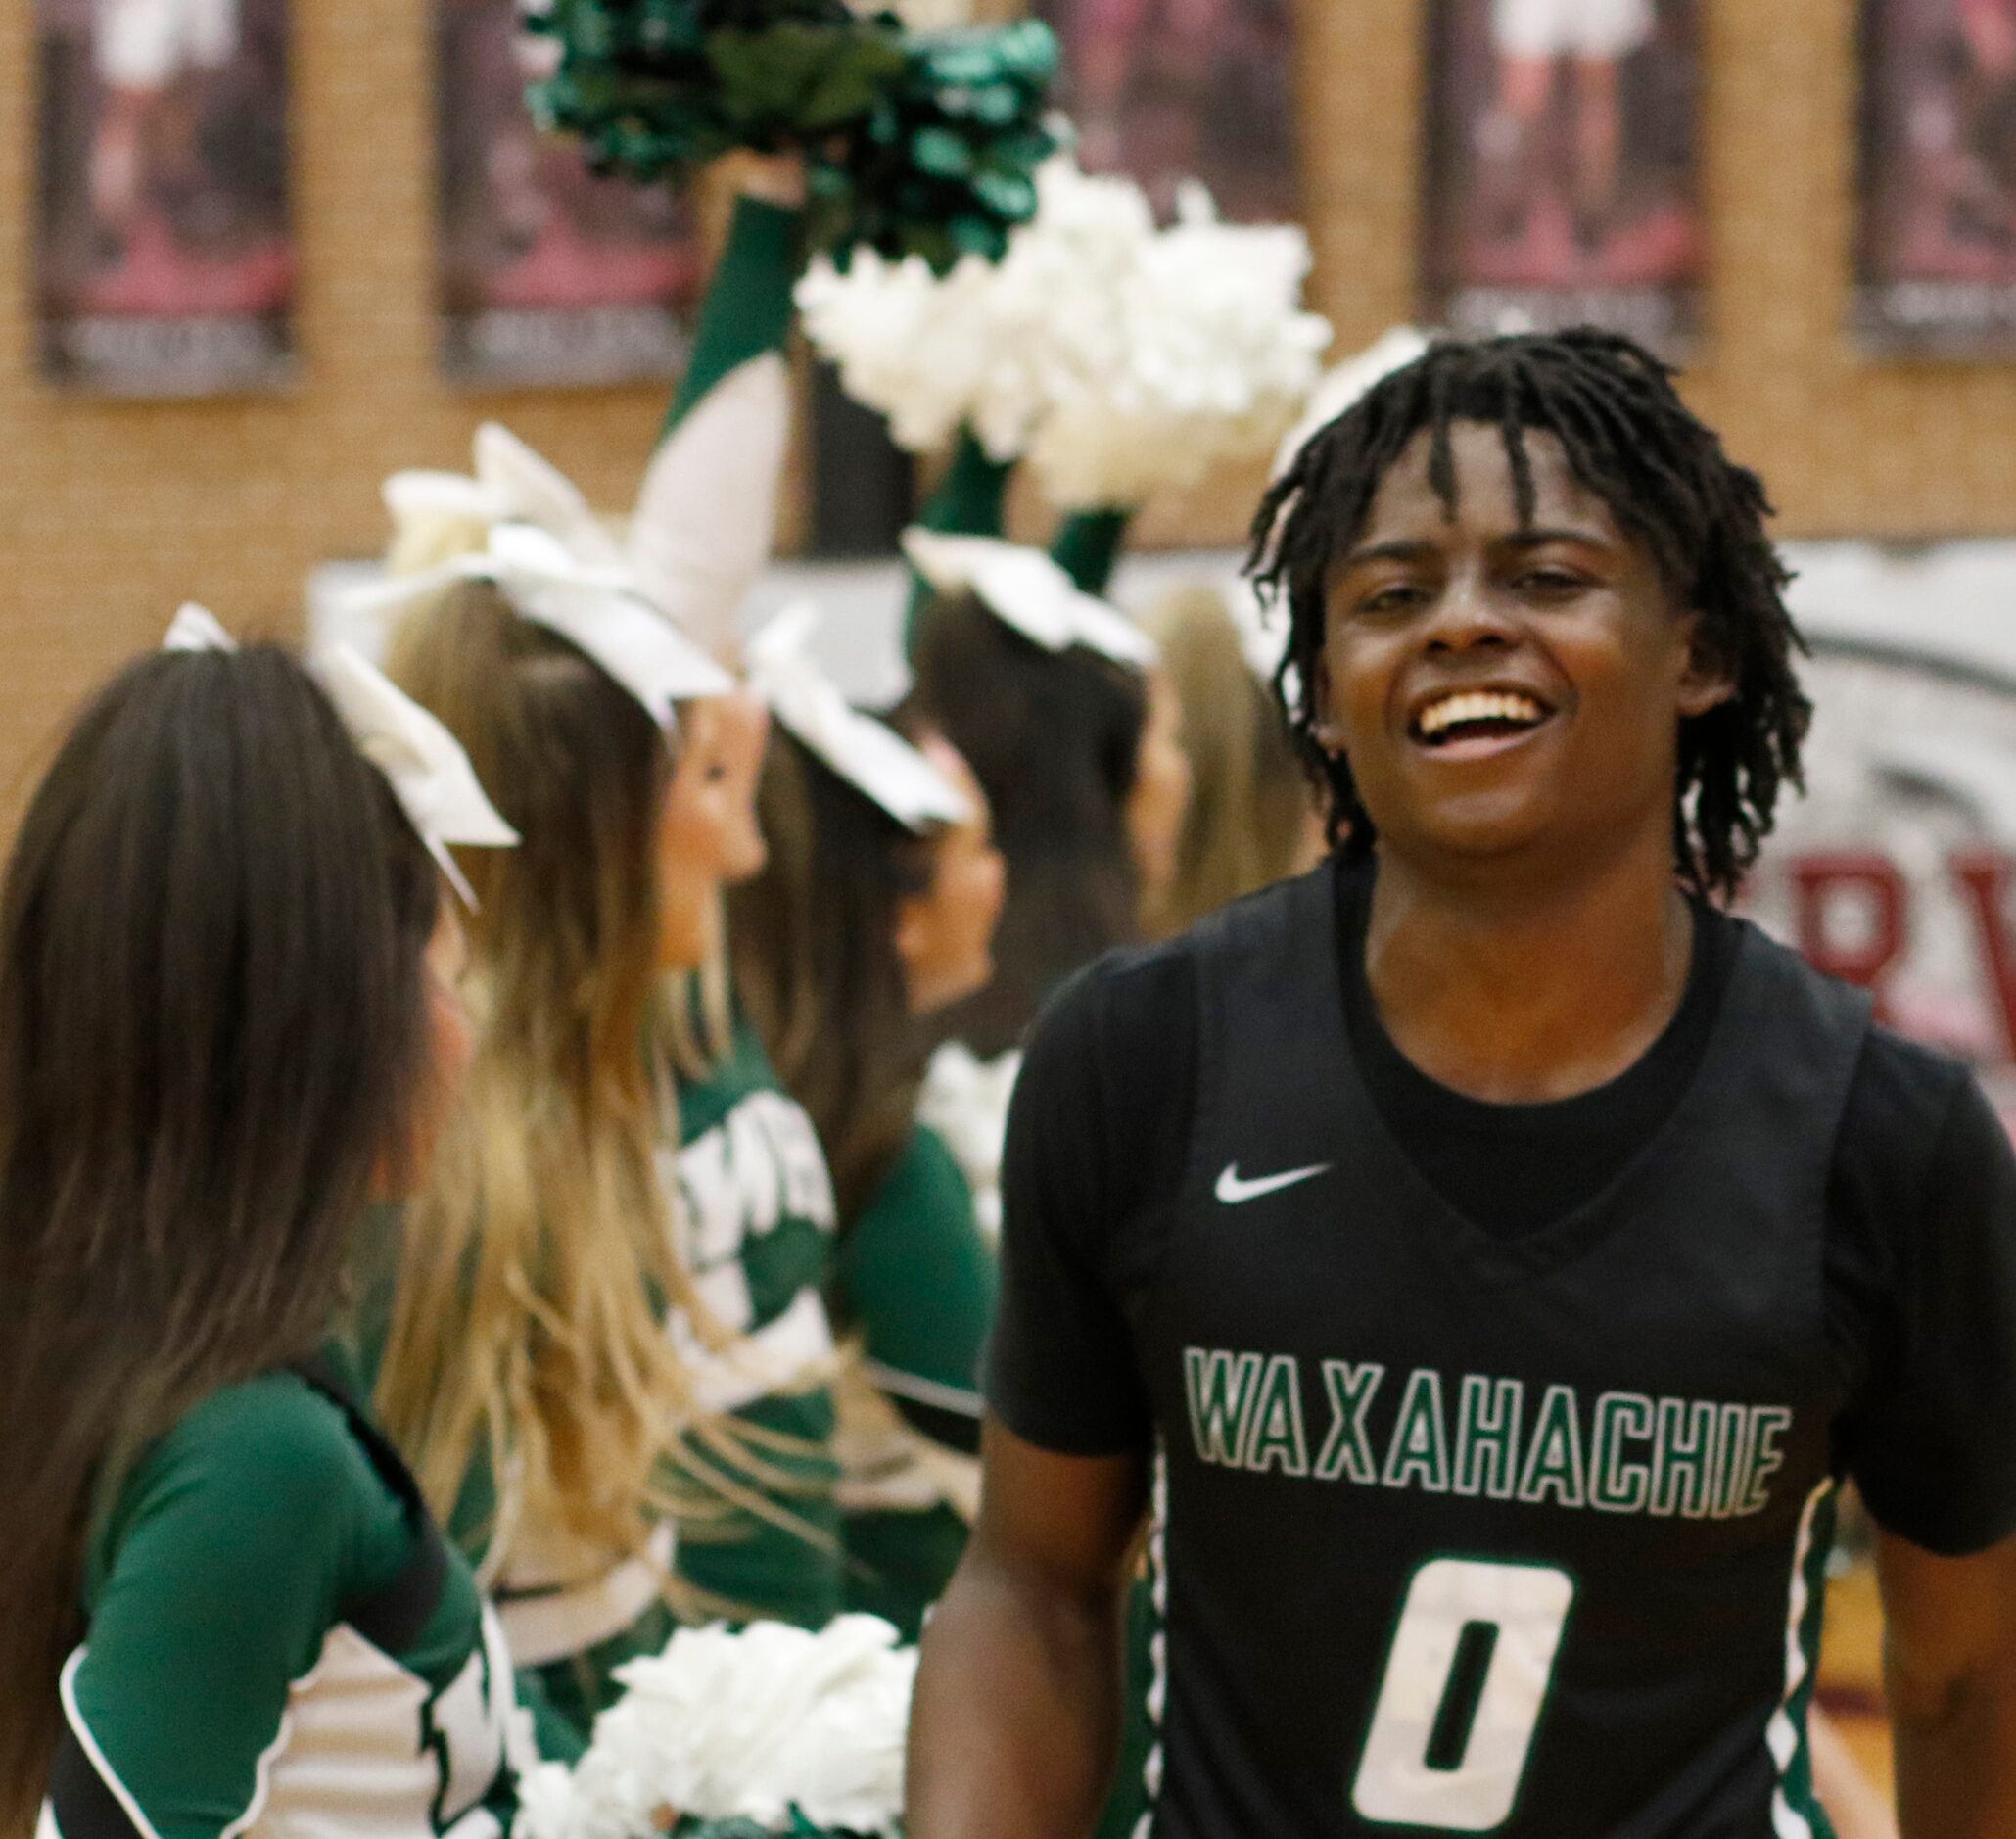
[360,525,778,1744]
[904,531,1193,1059]
[1,613,524,1839]
[633,153,858,1639]
[728,610,1005,1640]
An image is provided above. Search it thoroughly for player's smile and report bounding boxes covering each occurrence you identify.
[1405,681,1560,760]
[1313,419,1726,870]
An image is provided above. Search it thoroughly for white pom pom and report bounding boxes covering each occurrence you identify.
[520,1617,917,1836]
[797,157,1336,512]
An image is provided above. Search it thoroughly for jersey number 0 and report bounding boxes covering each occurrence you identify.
[1349,1558,1576,1832]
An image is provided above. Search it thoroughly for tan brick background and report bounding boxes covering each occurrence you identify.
[7,0,2016,811]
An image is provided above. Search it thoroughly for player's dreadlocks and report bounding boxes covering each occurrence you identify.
[1247,327,1810,900]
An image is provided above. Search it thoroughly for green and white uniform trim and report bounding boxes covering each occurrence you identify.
[39,1356,526,1839]
[1768,1484,1840,1839]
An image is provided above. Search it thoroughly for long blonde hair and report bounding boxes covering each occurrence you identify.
[1142,583,1325,938]
[374,580,702,1576]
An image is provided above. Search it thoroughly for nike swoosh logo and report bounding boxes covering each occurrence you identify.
[1215,1160,1334,1205]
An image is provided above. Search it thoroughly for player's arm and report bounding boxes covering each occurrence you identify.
[1848,1063,2016,1838]
[907,1421,1149,1837]
[1876,1527,2016,1838]
[1809,1710,1899,1839]
[659,153,803,439]
[908,960,1171,1836]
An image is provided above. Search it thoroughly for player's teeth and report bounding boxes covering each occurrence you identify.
[1418,691,1545,737]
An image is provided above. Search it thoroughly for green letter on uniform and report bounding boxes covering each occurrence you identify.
[1245,1354,1310,1477]
[1185,1348,1266,1468]
[1517,1384,1588,1509]
[1316,1361,1386,1484]
[1382,1369,1451,1493]
[1454,1375,1524,1500]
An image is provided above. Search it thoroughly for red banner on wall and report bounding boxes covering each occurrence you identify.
[1855,0,2016,351]
[1421,0,1703,347]
[435,0,700,387]
[1033,0,1298,221]
[34,0,294,394]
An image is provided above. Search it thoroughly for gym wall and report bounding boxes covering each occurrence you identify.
[3,0,2013,809]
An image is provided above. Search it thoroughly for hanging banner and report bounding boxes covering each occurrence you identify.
[436,0,699,387]
[1751,543,2016,1135]
[34,0,295,394]
[1855,0,2016,351]
[1034,0,1297,221]
[1422,0,1702,346]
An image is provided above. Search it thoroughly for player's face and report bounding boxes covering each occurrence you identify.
[656,697,765,971]
[896,736,1008,1016]
[1314,420,1731,875]
[703,686,774,886]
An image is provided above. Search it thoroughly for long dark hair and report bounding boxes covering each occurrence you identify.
[731,731,936,1226]
[1249,328,1809,899]
[910,592,1147,1055]
[0,644,440,1828]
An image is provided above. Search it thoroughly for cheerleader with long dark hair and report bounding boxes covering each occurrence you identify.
[1,613,523,1839]
[729,612,1006,1639]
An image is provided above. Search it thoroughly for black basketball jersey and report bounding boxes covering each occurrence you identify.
[1118,869,1865,1837]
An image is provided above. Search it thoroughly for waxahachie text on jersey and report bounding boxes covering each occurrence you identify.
[1184,1347,1794,1519]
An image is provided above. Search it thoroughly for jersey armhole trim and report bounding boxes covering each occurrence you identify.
[1766,1481,1838,1839]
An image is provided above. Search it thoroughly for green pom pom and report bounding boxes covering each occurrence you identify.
[803,22,1060,272]
[524,1,1057,269]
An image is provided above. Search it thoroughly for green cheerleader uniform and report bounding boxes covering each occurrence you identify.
[648,190,844,1638]
[41,1350,525,1839]
[667,1012,846,1631]
[494,1014,846,1734]
[371,195,835,1748]
[829,1123,996,1642]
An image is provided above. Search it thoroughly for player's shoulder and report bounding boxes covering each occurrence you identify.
[1031,869,1326,1065]
[1843,1018,1998,1194]
[1718,908,1878,1027]
[1715,911,1980,1162]
[1715,906,1963,1099]
[1025,925,1203,1078]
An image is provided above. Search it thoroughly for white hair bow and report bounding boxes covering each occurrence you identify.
[745,604,971,833]
[629,354,792,660]
[382,421,626,571]
[159,605,518,908]
[340,521,732,727]
[316,646,521,908]
[163,602,238,653]
[901,530,1158,671]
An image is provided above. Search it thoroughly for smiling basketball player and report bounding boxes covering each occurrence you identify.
[907,328,2016,1837]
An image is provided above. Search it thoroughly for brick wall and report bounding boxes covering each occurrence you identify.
[0,0,694,816]
[8,0,2016,806]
